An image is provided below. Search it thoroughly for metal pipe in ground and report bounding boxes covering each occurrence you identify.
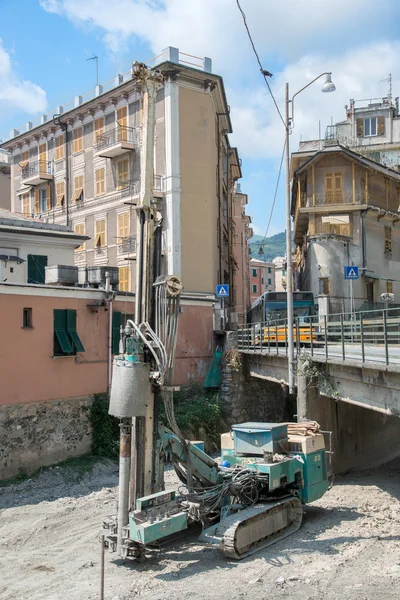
[100,533,105,600]
[117,418,132,557]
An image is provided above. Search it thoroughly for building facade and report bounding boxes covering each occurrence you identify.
[292,145,400,313]
[0,208,86,284]
[231,185,252,324]
[249,257,275,303]
[0,150,11,210]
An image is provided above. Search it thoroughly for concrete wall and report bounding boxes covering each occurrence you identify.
[0,395,93,481]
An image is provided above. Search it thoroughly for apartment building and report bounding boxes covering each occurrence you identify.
[1,47,248,381]
[291,144,400,313]
[0,150,11,209]
[231,184,252,324]
[249,258,275,303]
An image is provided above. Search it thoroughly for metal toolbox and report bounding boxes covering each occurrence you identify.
[232,422,288,455]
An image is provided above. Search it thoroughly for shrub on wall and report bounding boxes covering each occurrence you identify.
[89,393,120,460]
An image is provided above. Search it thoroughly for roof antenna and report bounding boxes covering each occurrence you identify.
[86,55,99,87]
[380,74,392,101]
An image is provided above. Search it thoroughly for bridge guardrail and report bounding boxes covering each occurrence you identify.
[237,307,400,366]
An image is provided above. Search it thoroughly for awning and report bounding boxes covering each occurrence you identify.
[0,255,25,262]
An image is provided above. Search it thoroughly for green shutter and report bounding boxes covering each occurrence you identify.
[66,309,85,352]
[112,311,122,354]
[27,254,48,284]
[54,310,73,354]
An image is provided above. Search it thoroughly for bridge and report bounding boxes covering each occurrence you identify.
[234,307,400,472]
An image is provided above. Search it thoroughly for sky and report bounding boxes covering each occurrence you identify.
[2,0,400,237]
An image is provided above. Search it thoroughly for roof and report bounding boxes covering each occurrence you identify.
[0,208,88,240]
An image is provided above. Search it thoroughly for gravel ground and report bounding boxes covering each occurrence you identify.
[0,457,399,600]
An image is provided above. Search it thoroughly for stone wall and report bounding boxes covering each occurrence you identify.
[0,396,94,481]
[220,332,286,425]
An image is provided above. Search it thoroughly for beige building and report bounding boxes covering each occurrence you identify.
[1,47,250,381]
[0,150,11,209]
[231,184,252,324]
[292,144,400,313]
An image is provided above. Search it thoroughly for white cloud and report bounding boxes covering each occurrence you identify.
[0,39,47,114]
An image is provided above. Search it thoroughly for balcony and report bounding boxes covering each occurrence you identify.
[94,126,136,158]
[118,235,137,256]
[21,160,53,186]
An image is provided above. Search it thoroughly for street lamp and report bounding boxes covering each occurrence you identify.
[285,72,336,395]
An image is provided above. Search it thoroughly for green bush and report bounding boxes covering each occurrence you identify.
[89,393,120,459]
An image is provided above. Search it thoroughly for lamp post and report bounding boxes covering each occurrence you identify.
[285,73,336,395]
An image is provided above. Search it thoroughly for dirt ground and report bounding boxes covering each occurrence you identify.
[0,457,399,600]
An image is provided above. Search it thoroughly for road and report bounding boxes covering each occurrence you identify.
[1,458,399,600]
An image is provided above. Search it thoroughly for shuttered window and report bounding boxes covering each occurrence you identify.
[94,117,104,143]
[112,311,122,354]
[34,189,40,214]
[95,168,105,196]
[95,219,106,247]
[364,117,377,137]
[118,266,130,292]
[118,212,129,240]
[27,254,48,284]
[20,151,29,169]
[55,135,65,160]
[73,127,83,153]
[117,106,128,141]
[74,223,85,251]
[22,193,30,216]
[325,172,343,203]
[387,281,393,294]
[56,181,65,207]
[39,143,47,173]
[117,159,129,189]
[385,227,392,253]
[53,309,85,356]
[72,175,84,202]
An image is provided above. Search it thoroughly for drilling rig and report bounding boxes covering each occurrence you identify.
[103,62,331,562]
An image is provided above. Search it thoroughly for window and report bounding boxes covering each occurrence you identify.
[385,227,392,253]
[364,117,377,137]
[23,308,33,328]
[112,311,122,354]
[39,143,47,173]
[252,284,257,293]
[118,212,129,240]
[325,172,343,204]
[319,277,330,295]
[119,266,130,292]
[73,127,83,153]
[252,268,257,277]
[53,309,85,356]
[387,280,393,294]
[268,278,272,285]
[282,270,286,276]
[22,193,30,216]
[40,188,47,213]
[94,117,104,143]
[261,277,264,284]
[95,219,106,247]
[366,281,374,302]
[95,168,105,196]
[56,181,65,207]
[72,175,84,202]
[117,159,129,189]
[117,106,128,141]
[20,150,29,169]
[268,267,272,274]
[27,254,47,284]
[55,135,65,161]
[74,223,85,251]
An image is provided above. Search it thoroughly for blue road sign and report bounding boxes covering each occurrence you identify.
[216,284,230,298]
[345,266,359,280]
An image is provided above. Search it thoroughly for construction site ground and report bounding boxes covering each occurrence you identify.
[1,457,399,600]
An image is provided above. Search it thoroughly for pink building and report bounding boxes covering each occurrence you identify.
[249,258,275,303]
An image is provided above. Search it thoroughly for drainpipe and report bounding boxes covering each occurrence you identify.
[106,272,113,396]
[361,208,370,271]
[216,112,229,283]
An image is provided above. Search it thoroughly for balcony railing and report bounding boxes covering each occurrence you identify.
[21,160,52,181]
[95,126,136,157]
[312,191,353,206]
[118,235,137,255]
[117,180,140,198]
[153,174,164,194]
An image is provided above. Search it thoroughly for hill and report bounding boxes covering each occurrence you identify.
[249,231,287,261]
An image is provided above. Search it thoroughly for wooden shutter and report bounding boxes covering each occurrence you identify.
[95,219,106,247]
[56,181,65,206]
[22,193,30,215]
[385,227,392,253]
[39,143,47,172]
[387,281,393,294]
[73,127,83,153]
[35,189,40,213]
[20,151,29,169]
[95,168,105,196]
[94,117,104,143]
[118,267,129,292]
[54,309,73,355]
[117,159,129,188]
[72,175,84,201]
[118,212,129,239]
[112,311,122,353]
[55,135,65,160]
[378,116,385,136]
[117,106,128,141]
[66,309,85,352]
[74,223,85,251]
[46,185,52,211]
[356,118,364,137]
[27,254,47,284]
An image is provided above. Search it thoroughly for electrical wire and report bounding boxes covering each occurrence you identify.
[235,0,285,128]
[259,139,286,250]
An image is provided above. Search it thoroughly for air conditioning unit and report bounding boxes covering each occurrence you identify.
[87,266,119,287]
[78,266,88,286]
[45,265,78,286]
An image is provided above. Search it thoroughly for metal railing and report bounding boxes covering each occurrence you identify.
[95,125,136,151]
[237,307,400,366]
[118,236,137,255]
[21,160,52,179]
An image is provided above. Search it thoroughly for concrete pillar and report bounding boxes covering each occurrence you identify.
[95,85,103,97]
[204,57,212,72]
[9,129,19,138]
[74,95,82,108]
[296,361,319,422]
[163,46,179,64]
[115,74,123,86]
